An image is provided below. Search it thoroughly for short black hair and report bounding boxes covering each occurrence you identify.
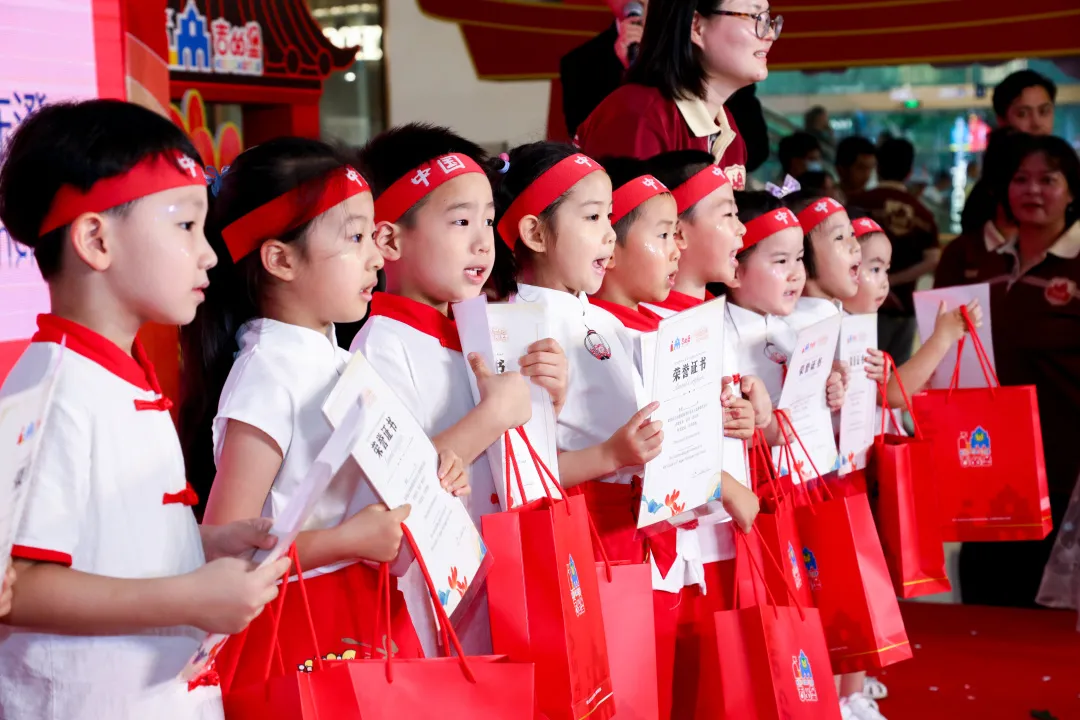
[647,149,715,218]
[625,0,720,101]
[488,141,581,299]
[356,123,488,226]
[835,136,876,170]
[876,138,916,182]
[1000,134,1080,228]
[0,99,200,280]
[804,106,828,128]
[602,155,663,241]
[793,171,834,197]
[993,70,1057,120]
[778,132,822,175]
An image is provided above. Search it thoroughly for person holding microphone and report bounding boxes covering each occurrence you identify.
[559,0,646,139]
[575,0,782,189]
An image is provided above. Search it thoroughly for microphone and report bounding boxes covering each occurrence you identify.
[624,1,644,66]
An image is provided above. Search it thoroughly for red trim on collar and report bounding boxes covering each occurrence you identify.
[589,297,662,332]
[656,290,706,312]
[31,314,173,412]
[368,293,463,352]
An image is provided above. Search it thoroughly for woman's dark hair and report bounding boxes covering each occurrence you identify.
[487,142,580,300]
[179,137,353,510]
[356,122,488,228]
[960,127,1025,235]
[782,191,839,279]
[0,99,200,280]
[706,190,783,297]
[999,134,1080,228]
[602,155,667,241]
[625,0,721,101]
[647,150,715,219]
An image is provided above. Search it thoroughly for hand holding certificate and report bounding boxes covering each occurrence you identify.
[637,297,727,532]
[838,313,879,475]
[774,314,842,481]
[914,283,995,389]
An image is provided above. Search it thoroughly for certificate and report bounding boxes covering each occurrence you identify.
[637,297,726,533]
[453,295,562,509]
[913,283,996,389]
[179,398,366,683]
[774,314,842,481]
[322,352,490,626]
[838,313,879,475]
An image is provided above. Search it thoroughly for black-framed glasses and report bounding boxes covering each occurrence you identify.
[706,9,783,40]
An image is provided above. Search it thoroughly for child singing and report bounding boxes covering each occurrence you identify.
[0,99,288,720]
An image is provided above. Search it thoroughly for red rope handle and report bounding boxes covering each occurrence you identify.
[741,526,808,620]
[774,410,831,505]
[877,352,923,439]
[260,545,324,683]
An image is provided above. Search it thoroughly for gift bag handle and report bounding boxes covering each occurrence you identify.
[260,545,325,684]
[948,305,999,400]
[503,431,530,509]
[876,352,924,440]
[733,526,807,621]
[751,428,785,511]
[774,409,831,506]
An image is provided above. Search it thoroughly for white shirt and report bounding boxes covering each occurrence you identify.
[513,284,641,487]
[0,317,219,720]
[213,318,364,578]
[725,302,794,406]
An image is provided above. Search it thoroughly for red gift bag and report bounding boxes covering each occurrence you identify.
[868,354,951,598]
[911,309,1053,541]
[483,428,616,720]
[694,527,841,720]
[776,414,913,674]
[751,429,816,609]
[595,560,659,720]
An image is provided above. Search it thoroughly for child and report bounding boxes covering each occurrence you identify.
[0,99,288,720]
[350,125,566,654]
[180,138,468,688]
[848,217,984,408]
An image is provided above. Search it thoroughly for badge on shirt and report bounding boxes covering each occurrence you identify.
[1045,277,1077,307]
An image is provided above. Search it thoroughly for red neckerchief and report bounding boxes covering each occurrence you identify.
[368,292,462,352]
[656,290,708,312]
[32,315,195,506]
[589,297,662,332]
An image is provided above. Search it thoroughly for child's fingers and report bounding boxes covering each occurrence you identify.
[437,451,455,480]
[526,338,562,355]
[629,402,660,428]
[638,419,664,441]
[519,351,563,369]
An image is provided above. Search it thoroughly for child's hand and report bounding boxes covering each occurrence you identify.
[604,402,663,469]
[0,559,14,618]
[826,370,846,411]
[438,450,470,497]
[864,348,887,384]
[340,503,411,563]
[188,555,291,635]
[722,394,755,440]
[721,479,760,534]
[739,375,774,428]
[519,338,568,416]
[932,299,983,346]
[201,517,278,562]
[469,353,532,431]
[832,359,850,389]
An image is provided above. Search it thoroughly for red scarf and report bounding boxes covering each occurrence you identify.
[589,297,662,332]
[368,292,462,352]
[654,290,716,313]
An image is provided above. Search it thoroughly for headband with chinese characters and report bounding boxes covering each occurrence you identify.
[374,153,485,225]
[853,217,884,239]
[795,196,846,234]
[497,153,602,249]
[611,175,669,225]
[221,166,370,262]
[39,150,207,236]
[742,208,801,250]
[671,165,730,216]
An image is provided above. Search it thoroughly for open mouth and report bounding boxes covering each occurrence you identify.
[593,255,612,275]
[783,288,799,298]
[360,280,377,301]
[666,271,678,287]
[754,50,769,60]
[849,264,861,281]
[464,266,488,284]
[730,250,740,270]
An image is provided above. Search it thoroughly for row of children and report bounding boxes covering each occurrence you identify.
[0,99,979,720]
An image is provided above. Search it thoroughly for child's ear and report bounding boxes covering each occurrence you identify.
[518,215,546,255]
[69,212,112,271]
[261,239,300,282]
[374,221,402,262]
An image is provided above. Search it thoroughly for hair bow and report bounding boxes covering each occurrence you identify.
[498,153,511,174]
[205,165,231,197]
[765,175,801,199]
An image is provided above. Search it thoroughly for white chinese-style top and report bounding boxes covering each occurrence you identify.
[511,284,643,486]
[213,318,364,579]
[725,301,797,405]
[0,315,220,720]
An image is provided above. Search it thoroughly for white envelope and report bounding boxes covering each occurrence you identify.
[838,313,879,475]
[913,283,996,389]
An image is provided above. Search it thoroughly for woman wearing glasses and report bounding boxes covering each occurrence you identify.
[574,0,781,191]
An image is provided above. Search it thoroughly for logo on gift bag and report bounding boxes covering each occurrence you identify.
[567,554,586,616]
[958,426,992,468]
[792,650,818,702]
[802,548,821,591]
[787,542,803,590]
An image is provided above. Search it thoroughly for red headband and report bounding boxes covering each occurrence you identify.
[374,154,485,225]
[39,150,207,236]
[671,165,730,215]
[221,166,370,262]
[742,208,801,250]
[795,197,846,234]
[611,175,669,225]
[496,153,602,249]
[853,217,884,238]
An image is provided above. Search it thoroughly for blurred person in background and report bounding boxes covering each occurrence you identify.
[778,130,823,181]
[794,170,839,200]
[836,135,878,203]
[921,170,955,233]
[994,69,1057,137]
[804,104,834,147]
